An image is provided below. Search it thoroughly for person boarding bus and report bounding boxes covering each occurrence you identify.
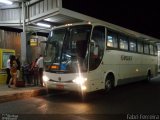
[36,55,44,86]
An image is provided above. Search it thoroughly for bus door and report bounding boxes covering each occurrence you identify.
[88,26,105,91]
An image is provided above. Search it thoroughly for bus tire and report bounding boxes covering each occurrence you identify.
[104,74,114,93]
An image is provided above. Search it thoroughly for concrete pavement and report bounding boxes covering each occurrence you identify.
[0,85,47,103]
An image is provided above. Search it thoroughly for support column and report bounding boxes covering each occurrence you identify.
[57,0,62,8]
[21,2,26,66]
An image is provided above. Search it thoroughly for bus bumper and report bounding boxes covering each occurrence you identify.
[44,81,87,93]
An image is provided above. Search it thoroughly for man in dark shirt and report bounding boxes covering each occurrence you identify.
[16,54,21,80]
[6,55,12,85]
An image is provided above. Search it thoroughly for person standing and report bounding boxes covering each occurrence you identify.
[36,55,44,86]
[8,55,17,88]
[6,55,11,85]
[16,54,21,81]
[30,58,38,86]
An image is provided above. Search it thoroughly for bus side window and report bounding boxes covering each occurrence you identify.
[129,38,137,52]
[154,45,158,55]
[89,26,105,70]
[119,35,128,50]
[149,44,154,55]
[137,41,143,53]
[144,43,149,54]
[107,31,118,48]
[90,39,99,58]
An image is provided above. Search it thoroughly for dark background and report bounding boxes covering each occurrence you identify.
[62,0,160,39]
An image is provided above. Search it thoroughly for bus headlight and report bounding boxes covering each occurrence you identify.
[81,85,87,90]
[73,77,87,85]
[43,75,49,82]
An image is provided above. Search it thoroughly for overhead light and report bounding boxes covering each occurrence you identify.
[36,23,51,28]
[0,0,13,5]
[44,18,57,22]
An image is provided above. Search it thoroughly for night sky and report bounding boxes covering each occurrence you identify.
[62,0,160,39]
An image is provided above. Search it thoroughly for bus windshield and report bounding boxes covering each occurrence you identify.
[44,25,92,73]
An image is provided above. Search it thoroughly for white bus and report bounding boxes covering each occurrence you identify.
[43,22,158,94]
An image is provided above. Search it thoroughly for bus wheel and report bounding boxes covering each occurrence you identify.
[105,75,114,93]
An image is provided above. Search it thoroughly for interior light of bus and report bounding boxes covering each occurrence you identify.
[65,54,71,58]
[108,36,112,39]
[108,39,113,42]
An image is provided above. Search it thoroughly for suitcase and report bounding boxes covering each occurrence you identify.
[16,80,25,87]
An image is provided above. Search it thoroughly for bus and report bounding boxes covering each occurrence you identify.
[43,22,158,94]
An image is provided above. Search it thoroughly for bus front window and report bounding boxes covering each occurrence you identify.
[44,28,66,71]
[44,25,92,73]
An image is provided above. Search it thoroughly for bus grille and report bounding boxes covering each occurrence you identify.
[49,79,73,83]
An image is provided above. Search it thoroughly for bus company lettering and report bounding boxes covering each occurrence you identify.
[121,55,132,61]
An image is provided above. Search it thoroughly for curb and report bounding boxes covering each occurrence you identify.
[0,88,48,103]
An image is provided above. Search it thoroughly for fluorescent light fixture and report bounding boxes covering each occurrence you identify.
[44,18,58,22]
[0,0,13,5]
[36,23,51,28]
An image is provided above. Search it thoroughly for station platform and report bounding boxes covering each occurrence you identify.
[0,85,47,103]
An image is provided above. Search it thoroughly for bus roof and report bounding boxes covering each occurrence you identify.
[52,21,160,44]
[49,8,160,43]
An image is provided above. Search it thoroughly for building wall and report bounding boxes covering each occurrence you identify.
[0,30,21,54]
[27,35,47,63]
[0,29,46,63]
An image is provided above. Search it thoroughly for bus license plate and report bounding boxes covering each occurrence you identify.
[56,84,64,89]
